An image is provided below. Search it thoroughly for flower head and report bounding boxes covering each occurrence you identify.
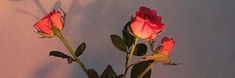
[159,37,176,56]
[130,6,164,40]
[34,10,63,38]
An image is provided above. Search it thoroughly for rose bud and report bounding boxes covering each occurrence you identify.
[159,37,176,56]
[34,10,63,38]
[130,6,164,40]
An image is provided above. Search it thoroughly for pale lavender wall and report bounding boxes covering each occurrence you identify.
[0,0,235,78]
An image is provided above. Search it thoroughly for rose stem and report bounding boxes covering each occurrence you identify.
[124,38,139,77]
[138,61,157,78]
[56,31,89,76]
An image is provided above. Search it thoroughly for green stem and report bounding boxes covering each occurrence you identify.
[124,38,139,77]
[124,54,128,78]
[56,31,89,76]
[138,61,157,78]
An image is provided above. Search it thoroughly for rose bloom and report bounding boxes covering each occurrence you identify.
[130,6,164,40]
[159,37,176,56]
[34,10,63,38]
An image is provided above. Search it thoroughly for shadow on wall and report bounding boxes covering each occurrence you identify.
[14,0,62,20]
[11,0,64,78]
[32,62,58,78]
[9,0,141,78]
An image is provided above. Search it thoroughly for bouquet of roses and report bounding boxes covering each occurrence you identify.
[33,6,179,78]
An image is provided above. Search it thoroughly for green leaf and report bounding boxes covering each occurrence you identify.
[154,45,162,54]
[100,65,117,78]
[133,43,148,56]
[66,57,74,64]
[148,40,155,52]
[142,54,170,64]
[110,35,127,52]
[49,51,74,64]
[131,61,153,78]
[164,62,182,66]
[88,69,99,78]
[75,42,86,57]
[122,20,135,48]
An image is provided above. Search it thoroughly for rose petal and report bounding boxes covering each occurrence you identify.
[50,11,62,30]
[130,6,165,40]
[159,37,176,56]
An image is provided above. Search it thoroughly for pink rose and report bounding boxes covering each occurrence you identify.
[159,37,176,56]
[34,10,63,38]
[130,6,164,40]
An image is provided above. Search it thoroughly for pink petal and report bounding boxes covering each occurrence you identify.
[50,11,62,30]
